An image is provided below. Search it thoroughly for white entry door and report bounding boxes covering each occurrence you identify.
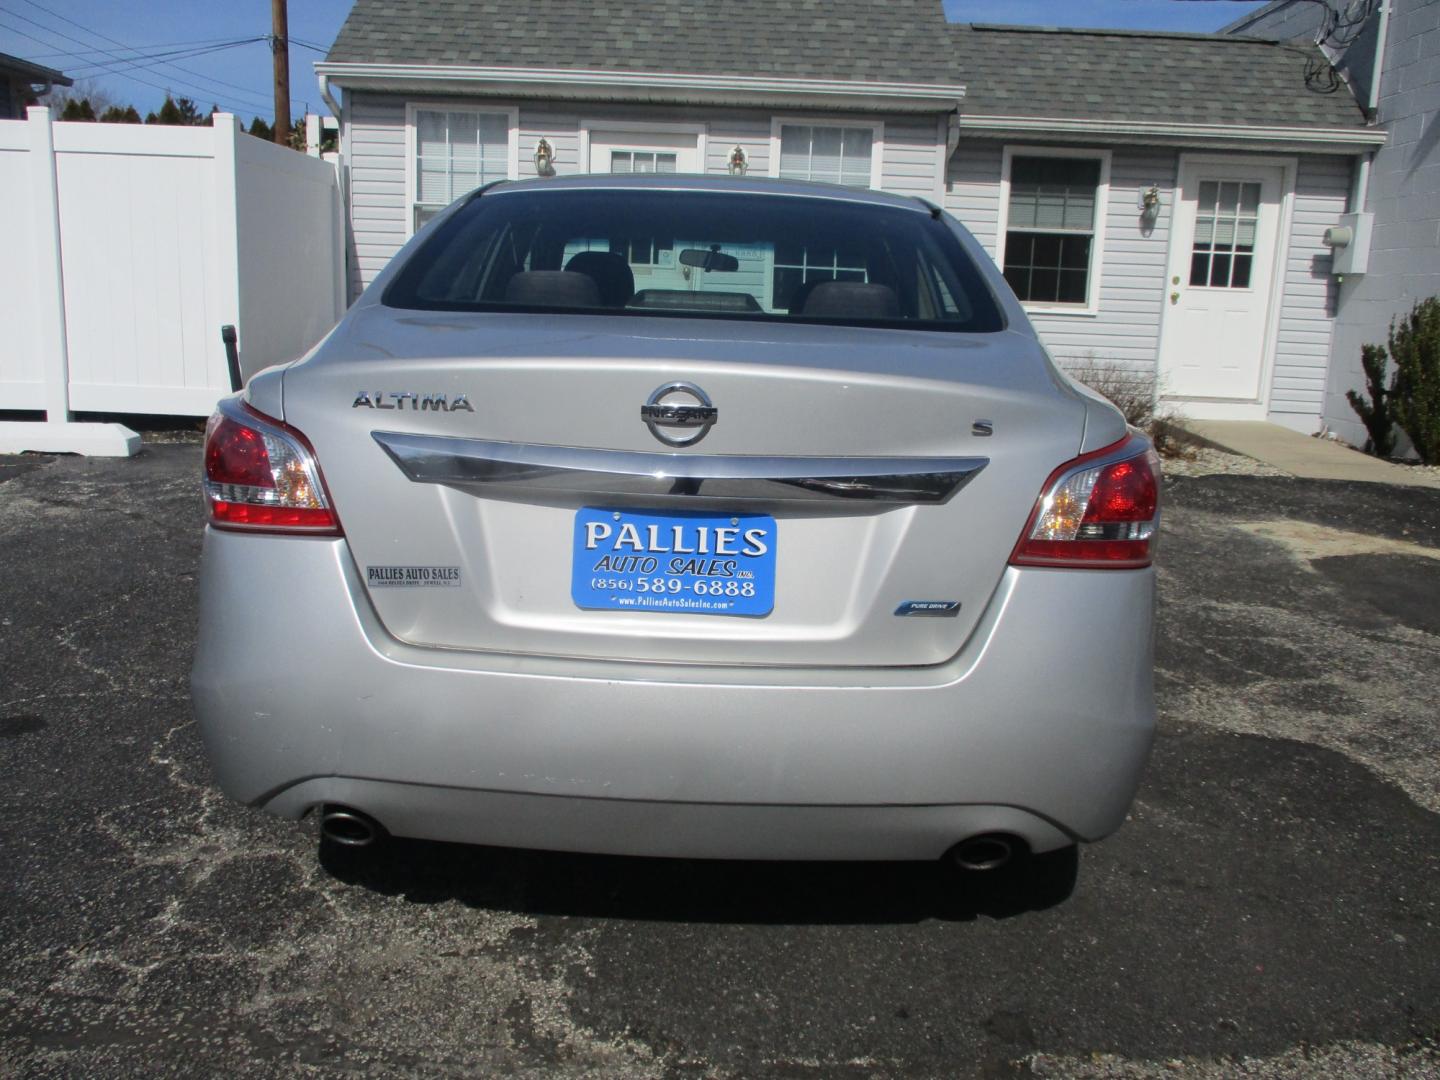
[1158,158,1289,409]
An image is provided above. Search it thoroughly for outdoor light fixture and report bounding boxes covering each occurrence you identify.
[1140,185,1161,217]
[727,145,748,176]
[533,137,555,177]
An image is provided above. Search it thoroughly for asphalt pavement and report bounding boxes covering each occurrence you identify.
[1,443,1437,1078]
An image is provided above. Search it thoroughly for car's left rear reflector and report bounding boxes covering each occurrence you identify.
[203,399,339,534]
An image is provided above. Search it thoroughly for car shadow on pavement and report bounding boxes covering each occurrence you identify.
[318,835,1078,924]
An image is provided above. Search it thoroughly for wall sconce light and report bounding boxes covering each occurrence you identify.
[727,145,748,176]
[533,137,555,177]
[1140,184,1161,217]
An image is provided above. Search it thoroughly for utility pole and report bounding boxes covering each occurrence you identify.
[271,0,290,146]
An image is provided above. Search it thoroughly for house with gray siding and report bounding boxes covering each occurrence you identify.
[315,0,1387,434]
[1225,0,1439,446]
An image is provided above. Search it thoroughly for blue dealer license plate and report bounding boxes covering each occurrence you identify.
[571,508,776,617]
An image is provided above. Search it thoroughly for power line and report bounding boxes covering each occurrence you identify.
[20,0,277,102]
[0,16,265,115]
[23,36,264,61]
[0,2,274,114]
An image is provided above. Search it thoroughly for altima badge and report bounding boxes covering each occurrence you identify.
[641,382,717,447]
[353,391,473,412]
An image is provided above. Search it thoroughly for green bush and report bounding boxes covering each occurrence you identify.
[1389,297,1440,465]
[1346,343,1396,457]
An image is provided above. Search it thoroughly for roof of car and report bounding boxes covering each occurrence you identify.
[326,0,953,84]
[947,23,1364,129]
[483,174,936,213]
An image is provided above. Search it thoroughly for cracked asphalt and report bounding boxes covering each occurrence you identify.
[1,444,1437,1078]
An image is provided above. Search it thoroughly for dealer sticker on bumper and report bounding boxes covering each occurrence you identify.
[571,507,776,617]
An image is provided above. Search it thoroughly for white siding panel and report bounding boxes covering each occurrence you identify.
[706,116,772,176]
[1267,154,1348,419]
[347,93,407,294]
[944,139,1003,254]
[946,142,1177,375]
[881,117,940,199]
[1030,147,1178,375]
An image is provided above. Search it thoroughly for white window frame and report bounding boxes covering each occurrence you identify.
[404,101,520,238]
[578,119,709,175]
[996,145,1111,317]
[768,116,885,190]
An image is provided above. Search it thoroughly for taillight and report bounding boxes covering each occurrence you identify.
[1010,434,1160,569]
[203,399,339,534]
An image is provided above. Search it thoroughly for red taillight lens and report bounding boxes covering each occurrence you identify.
[203,402,339,534]
[1010,436,1160,569]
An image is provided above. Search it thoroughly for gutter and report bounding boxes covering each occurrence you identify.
[955,113,1387,152]
[315,62,966,114]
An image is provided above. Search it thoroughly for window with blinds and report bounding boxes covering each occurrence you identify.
[1002,155,1103,306]
[777,124,874,188]
[414,108,510,232]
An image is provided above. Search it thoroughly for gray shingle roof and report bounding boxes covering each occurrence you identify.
[324,3,1367,130]
[949,24,1365,129]
[326,0,954,84]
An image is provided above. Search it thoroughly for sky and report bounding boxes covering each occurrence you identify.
[1,0,1272,123]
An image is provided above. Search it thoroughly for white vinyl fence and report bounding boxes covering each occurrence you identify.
[0,108,344,455]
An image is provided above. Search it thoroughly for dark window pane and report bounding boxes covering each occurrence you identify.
[1231,254,1252,289]
[1004,265,1031,299]
[1011,156,1101,188]
[775,239,804,266]
[835,268,866,283]
[1058,270,1088,304]
[1059,235,1092,268]
[1190,252,1210,286]
[1030,268,1059,301]
[1209,253,1232,287]
[1032,234,1062,268]
[772,267,802,309]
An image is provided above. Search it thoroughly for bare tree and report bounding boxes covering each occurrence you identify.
[40,78,119,117]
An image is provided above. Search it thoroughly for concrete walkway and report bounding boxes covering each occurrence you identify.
[1179,420,1440,488]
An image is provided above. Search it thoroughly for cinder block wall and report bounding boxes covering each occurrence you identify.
[1324,0,1440,445]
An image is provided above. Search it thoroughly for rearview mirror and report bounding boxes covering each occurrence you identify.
[678,247,740,272]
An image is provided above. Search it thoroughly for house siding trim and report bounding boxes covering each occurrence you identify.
[956,113,1385,152]
[320,64,966,113]
[996,145,1114,317]
[768,116,886,189]
[403,100,521,239]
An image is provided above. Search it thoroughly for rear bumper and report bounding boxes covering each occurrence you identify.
[191,529,1155,860]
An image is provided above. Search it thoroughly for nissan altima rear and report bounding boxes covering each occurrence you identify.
[191,176,1157,885]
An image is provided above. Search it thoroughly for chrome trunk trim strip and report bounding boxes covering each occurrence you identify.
[372,431,987,505]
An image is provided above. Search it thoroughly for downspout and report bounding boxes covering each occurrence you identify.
[1367,0,1390,122]
[317,72,342,126]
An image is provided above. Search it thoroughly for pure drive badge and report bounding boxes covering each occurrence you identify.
[367,566,462,588]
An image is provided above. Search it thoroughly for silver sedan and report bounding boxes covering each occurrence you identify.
[191,175,1157,887]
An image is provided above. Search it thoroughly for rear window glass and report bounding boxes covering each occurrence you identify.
[383,188,1005,333]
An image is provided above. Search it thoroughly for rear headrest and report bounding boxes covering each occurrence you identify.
[563,251,635,307]
[801,281,900,319]
[504,270,602,308]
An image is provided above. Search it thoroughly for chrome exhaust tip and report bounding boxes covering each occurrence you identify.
[320,805,381,848]
[949,834,1016,872]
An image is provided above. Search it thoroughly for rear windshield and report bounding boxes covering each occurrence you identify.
[383,188,1005,333]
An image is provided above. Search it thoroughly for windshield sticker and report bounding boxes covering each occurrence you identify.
[366,566,462,588]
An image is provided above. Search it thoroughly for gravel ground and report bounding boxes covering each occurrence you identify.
[1160,447,1289,479]
[1,448,1437,1078]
